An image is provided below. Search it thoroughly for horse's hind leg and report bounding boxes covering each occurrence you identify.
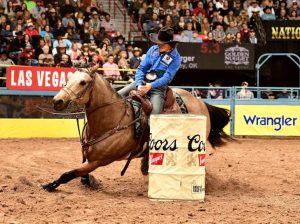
[42,161,100,192]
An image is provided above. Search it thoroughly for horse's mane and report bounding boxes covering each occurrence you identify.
[96,74,123,99]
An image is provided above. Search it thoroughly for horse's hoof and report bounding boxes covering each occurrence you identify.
[81,175,90,187]
[42,182,58,192]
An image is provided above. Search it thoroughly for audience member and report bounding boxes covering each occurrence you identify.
[288,2,300,17]
[38,45,55,67]
[0,50,14,86]
[208,81,225,99]
[19,43,37,65]
[248,29,258,44]
[277,8,289,20]
[236,81,254,99]
[30,0,46,20]
[239,23,250,42]
[57,53,72,67]
[226,21,240,36]
[261,6,276,20]
[143,13,161,35]
[112,35,126,51]
[24,22,39,37]
[288,9,300,20]
[101,14,116,33]
[190,31,203,43]
[103,54,121,81]
[212,23,226,42]
[193,1,207,17]
[277,89,291,99]
[174,28,190,42]
[247,0,263,17]
[129,47,142,69]
[224,9,237,26]
[223,33,234,43]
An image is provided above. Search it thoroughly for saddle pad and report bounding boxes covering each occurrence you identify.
[131,100,143,139]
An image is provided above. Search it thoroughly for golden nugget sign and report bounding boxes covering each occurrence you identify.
[265,21,300,41]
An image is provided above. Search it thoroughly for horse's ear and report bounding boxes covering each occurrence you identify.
[77,68,89,73]
[88,64,99,76]
[67,71,74,80]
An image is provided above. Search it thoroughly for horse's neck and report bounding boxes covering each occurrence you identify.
[85,76,127,136]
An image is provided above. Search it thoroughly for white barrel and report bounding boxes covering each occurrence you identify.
[148,114,207,201]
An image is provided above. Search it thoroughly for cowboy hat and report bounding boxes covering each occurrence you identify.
[251,7,260,13]
[149,26,177,44]
[133,47,142,54]
[15,30,23,36]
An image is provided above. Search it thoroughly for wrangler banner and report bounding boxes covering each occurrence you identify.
[235,105,300,136]
[264,21,300,41]
[178,43,255,70]
[6,66,76,91]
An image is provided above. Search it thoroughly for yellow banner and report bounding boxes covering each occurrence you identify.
[0,119,84,138]
[235,105,300,136]
[216,105,231,134]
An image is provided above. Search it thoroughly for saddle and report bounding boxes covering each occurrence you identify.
[129,87,182,117]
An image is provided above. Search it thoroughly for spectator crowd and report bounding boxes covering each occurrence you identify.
[0,0,299,87]
[128,0,299,44]
[0,0,146,85]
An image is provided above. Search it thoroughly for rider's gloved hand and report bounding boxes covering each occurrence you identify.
[138,83,152,96]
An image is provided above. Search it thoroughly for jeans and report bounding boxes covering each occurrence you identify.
[117,82,167,114]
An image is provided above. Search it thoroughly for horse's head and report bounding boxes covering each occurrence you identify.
[53,66,98,111]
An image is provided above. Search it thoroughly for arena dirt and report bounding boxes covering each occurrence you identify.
[0,138,299,224]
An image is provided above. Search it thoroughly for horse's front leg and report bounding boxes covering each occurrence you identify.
[42,161,100,192]
[80,174,90,186]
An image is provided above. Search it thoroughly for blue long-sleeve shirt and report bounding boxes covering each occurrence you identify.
[135,45,181,89]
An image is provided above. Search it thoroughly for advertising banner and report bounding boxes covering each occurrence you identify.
[264,21,300,41]
[178,43,255,70]
[148,114,206,201]
[6,66,76,91]
[235,105,300,136]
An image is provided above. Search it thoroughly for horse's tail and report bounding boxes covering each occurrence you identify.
[205,102,231,148]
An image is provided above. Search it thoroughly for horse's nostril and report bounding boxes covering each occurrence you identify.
[54,99,64,106]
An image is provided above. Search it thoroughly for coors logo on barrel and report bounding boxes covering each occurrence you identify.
[150,153,164,165]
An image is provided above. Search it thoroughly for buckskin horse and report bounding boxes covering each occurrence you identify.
[42,67,230,191]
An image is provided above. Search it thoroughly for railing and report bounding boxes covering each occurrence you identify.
[1,86,300,137]
[1,85,299,99]
[109,0,144,40]
[113,0,127,33]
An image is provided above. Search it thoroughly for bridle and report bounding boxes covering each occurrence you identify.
[61,73,96,103]
[62,72,139,147]
[61,72,126,112]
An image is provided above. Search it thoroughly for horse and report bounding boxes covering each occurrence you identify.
[42,67,230,191]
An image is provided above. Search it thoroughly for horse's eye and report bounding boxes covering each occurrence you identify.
[80,80,86,86]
